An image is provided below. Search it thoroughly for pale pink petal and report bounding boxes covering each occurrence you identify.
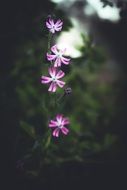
[49,120,58,127]
[52,128,60,137]
[56,80,65,88]
[51,45,58,54]
[41,76,52,83]
[54,57,61,67]
[62,118,70,125]
[47,53,57,61]
[48,19,54,26]
[50,28,55,33]
[62,57,70,61]
[52,83,57,92]
[56,114,63,123]
[61,127,69,135]
[48,82,57,92]
[55,26,62,31]
[46,22,52,29]
[61,57,70,65]
[48,67,57,78]
[56,70,65,79]
[55,19,63,26]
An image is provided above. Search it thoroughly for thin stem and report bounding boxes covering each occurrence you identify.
[47,32,54,66]
[57,92,65,103]
[47,32,53,53]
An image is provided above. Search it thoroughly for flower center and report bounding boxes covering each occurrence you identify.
[58,124,63,129]
[51,76,57,82]
[57,121,63,128]
[52,24,55,28]
[56,51,62,58]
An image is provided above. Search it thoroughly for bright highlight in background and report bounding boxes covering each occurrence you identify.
[51,0,120,22]
[56,27,84,58]
[86,0,120,22]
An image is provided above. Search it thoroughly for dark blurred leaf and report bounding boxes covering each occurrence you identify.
[103,134,117,149]
[20,121,36,139]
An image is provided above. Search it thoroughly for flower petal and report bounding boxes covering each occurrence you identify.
[47,53,57,61]
[50,28,55,33]
[48,67,57,78]
[46,21,52,29]
[56,114,63,123]
[41,76,52,83]
[51,45,58,54]
[55,26,62,32]
[48,82,57,92]
[61,127,69,135]
[55,19,63,27]
[54,57,61,67]
[56,70,65,79]
[61,57,70,65]
[62,118,70,125]
[52,128,60,137]
[49,120,58,127]
[48,19,54,26]
[56,80,65,88]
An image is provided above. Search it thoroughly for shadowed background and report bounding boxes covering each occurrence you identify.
[1,0,127,189]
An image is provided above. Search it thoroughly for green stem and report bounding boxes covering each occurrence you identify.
[57,92,65,103]
[47,32,54,66]
[47,32,52,53]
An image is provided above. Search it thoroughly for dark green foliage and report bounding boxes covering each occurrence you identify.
[12,16,119,178]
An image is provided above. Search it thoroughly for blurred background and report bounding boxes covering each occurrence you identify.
[1,0,127,189]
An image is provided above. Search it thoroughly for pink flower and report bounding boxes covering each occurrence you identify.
[47,45,70,67]
[49,114,70,137]
[46,18,63,33]
[41,67,65,92]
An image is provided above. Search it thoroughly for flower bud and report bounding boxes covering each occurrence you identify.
[64,87,72,95]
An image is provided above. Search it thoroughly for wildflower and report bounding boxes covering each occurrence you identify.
[47,45,70,67]
[49,114,70,137]
[41,67,65,92]
[46,18,63,33]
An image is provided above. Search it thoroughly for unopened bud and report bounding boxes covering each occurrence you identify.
[64,87,72,95]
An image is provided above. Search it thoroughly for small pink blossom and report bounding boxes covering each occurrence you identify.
[49,114,70,137]
[46,18,63,33]
[47,45,70,67]
[41,67,65,92]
